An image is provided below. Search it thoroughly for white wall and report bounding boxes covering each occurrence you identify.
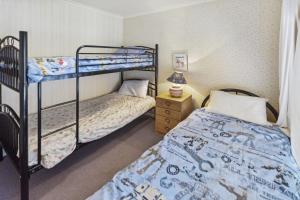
[124,0,281,111]
[0,0,123,113]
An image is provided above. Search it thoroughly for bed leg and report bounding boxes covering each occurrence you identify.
[0,144,3,161]
[20,173,29,200]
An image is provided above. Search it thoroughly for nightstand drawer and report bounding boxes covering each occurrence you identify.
[155,115,179,128]
[155,122,172,134]
[155,120,178,134]
[156,107,181,120]
[156,98,181,111]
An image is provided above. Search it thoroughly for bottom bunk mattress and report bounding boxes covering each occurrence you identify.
[27,92,155,169]
[87,109,300,200]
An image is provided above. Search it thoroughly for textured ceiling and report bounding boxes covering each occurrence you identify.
[69,0,206,18]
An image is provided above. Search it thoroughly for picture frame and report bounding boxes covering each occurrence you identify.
[172,52,188,71]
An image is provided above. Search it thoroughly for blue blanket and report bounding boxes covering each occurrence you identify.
[87,109,300,200]
[27,55,153,83]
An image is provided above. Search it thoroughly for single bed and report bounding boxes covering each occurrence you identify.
[87,91,300,200]
[26,92,155,169]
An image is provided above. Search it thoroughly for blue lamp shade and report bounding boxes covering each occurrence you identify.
[167,71,187,84]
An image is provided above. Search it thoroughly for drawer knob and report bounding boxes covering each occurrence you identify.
[165,110,170,114]
[165,118,170,123]
[165,102,171,106]
[164,126,169,131]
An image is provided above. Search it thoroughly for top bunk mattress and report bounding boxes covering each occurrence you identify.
[27,54,153,83]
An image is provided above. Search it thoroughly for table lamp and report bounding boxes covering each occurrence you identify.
[167,71,187,98]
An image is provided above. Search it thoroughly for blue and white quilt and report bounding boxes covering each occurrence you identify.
[87,109,300,200]
[27,54,153,83]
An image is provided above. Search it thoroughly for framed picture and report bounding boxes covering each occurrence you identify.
[172,52,188,71]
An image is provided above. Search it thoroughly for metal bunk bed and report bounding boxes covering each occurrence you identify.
[0,31,159,200]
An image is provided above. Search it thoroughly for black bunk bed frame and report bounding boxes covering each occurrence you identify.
[0,31,159,200]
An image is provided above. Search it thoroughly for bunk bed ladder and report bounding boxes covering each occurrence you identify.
[36,84,78,167]
[35,47,83,162]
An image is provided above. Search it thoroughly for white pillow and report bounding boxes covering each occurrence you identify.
[206,90,270,126]
[119,80,149,98]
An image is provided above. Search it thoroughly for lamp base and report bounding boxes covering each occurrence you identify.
[169,85,183,98]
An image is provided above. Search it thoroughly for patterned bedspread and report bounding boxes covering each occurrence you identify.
[27,93,155,168]
[27,55,153,82]
[87,109,300,200]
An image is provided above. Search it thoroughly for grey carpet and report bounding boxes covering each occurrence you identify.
[0,116,162,200]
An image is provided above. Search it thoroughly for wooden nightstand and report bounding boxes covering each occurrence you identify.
[155,92,193,134]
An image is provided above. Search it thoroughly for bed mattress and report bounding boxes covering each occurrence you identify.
[27,55,153,83]
[87,109,300,200]
[27,93,155,169]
